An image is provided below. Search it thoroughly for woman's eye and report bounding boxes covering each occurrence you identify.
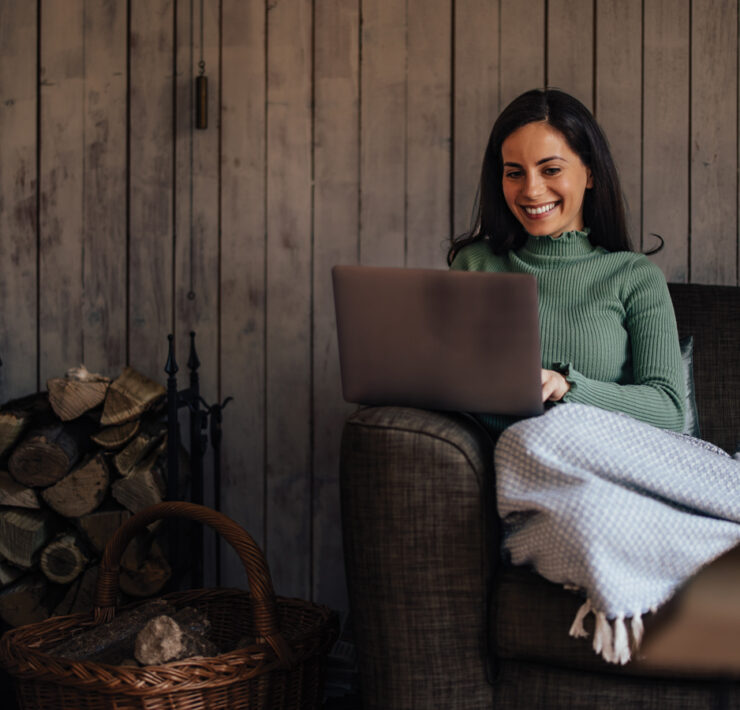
[505,170,522,179]
[543,167,561,176]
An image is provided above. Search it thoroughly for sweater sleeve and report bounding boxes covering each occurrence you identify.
[559,257,686,431]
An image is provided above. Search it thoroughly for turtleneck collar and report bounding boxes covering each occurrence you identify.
[521,227,596,257]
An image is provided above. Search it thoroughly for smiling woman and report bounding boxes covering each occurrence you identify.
[448,88,685,429]
[501,121,593,239]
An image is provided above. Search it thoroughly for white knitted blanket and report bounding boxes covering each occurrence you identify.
[494,403,740,664]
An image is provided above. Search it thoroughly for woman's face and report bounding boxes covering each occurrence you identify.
[501,121,592,238]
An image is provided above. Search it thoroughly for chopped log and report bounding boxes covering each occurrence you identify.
[100,367,166,426]
[0,413,30,460]
[41,454,109,518]
[47,367,109,421]
[91,420,140,449]
[120,532,151,573]
[0,560,24,589]
[120,541,171,598]
[0,574,49,627]
[50,598,175,664]
[134,610,219,665]
[0,470,40,509]
[114,428,165,476]
[53,565,99,617]
[40,533,90,585]
[0,508,52,568]
[0,392,53,458]
[8,419,94,487]
[111,452,166,514]
[76,509,131,554]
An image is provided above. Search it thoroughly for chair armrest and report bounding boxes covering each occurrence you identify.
[340,406,497,710]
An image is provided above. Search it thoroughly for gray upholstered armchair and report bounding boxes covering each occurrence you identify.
[340,283,739,710]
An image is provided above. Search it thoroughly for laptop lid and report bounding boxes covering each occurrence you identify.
[332,265,543,416]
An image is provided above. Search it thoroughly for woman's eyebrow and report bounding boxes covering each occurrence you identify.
[503,156,567,167]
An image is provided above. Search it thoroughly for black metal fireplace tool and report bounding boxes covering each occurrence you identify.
[164,332,232,589]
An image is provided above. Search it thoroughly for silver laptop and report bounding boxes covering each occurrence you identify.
[332,265,543,416]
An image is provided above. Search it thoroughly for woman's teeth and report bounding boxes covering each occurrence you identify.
[524,203,556,215]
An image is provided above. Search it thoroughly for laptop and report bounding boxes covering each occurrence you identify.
[332,265,543,416]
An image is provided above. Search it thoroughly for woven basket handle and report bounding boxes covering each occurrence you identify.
[93,501,294,667]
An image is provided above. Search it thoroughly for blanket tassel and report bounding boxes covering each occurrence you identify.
[568,600,592,638]
[569,600,640,665]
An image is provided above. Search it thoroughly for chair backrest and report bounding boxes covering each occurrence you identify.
[668,283,739,454]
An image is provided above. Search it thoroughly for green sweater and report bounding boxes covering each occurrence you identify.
[450,228,686,433]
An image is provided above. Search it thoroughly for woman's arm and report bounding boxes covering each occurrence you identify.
[557,257,686,431]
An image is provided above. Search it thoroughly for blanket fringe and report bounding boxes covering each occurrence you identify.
[568,598,643,665]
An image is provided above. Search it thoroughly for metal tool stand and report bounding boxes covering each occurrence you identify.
[164,332,231,588]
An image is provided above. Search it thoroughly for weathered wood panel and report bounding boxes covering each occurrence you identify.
[39,0,84,383]
[691,0,738,284]
[595,0,642,247]
[312,0,359,610]
[500,0,545,108]
[129,0,174,382]
[175,0,220,585]
[265,0,313,599]
[83,0,127,374]
[643,0,690,281]
[360,0,406,266]
[547,0,593,111]
[406,0,451,269]
[453,0,499,239]
[220,0,266,588]
[0,1,37,399]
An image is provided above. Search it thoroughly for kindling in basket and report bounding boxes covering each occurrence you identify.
[0,501,339,710]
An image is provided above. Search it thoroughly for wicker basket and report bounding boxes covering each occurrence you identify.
[0,501,338,709]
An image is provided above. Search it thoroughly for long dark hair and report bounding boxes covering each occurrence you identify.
[448,88,644,264]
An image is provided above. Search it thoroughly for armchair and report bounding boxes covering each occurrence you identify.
[340,282,739,709]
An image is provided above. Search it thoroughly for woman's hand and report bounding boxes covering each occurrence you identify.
[541,368,571,402]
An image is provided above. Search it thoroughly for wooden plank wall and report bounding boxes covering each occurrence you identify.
[1,0,739,612]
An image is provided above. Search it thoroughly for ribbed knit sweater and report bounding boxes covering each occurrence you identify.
[450,228,686,433]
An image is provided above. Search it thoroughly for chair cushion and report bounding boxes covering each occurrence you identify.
[493,564,737,679]
[668,283,740,453]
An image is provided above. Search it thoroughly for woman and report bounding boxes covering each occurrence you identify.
[449,88,740,665]
[449,88,686,437]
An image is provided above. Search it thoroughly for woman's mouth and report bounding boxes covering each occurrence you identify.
[522,202,558,218]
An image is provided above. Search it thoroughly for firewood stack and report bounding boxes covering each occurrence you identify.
[0,366,171,629]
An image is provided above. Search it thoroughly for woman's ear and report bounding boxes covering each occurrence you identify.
[586,168,593,189]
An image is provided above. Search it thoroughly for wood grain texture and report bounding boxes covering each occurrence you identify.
[547,0,593,110]
[406,0,451,269]
[83,0,127,373]
[219,0,266,588]
[175,0,220,585]
[360,0,406,266]
[128,0,174,383]
[595,0,642,247]
[643,0,689,281]
[500,0,545,108]
[0,1,37,399]
[265,0,312,599]
[312,0,359,610]
[453,0,499,238]
[39,0,84,383]
[691,0,738,284]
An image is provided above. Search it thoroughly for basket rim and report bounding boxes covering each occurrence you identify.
[0,589,337,695]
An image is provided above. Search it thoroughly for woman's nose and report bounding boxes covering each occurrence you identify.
[523,172,545,198]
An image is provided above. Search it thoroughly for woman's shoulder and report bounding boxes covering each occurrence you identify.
[450,240,504,271]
